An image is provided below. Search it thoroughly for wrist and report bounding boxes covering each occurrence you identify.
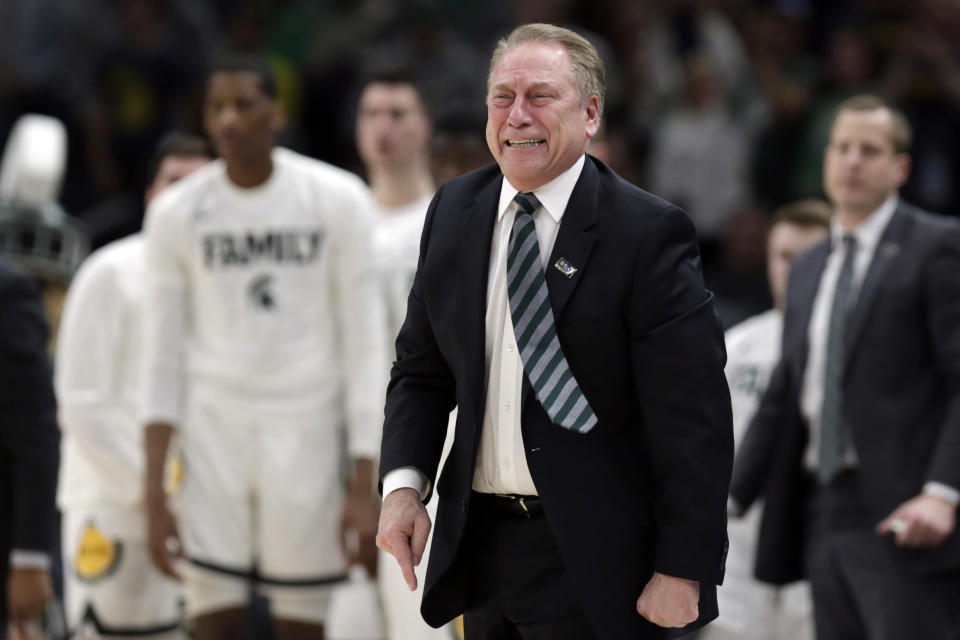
[350,458,375,495]
[385,486,421,502]
[145,483,168,503]
[348,482,375,499]
[923,481,960,506]
[923,493,958,509]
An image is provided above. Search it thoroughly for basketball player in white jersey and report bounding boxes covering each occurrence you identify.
[357,69,435,335]
[56,133,213,639]
[704,200,830,640]
[354,68,456,640]
[142,57,387,640]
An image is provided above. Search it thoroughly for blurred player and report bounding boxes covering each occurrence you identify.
[56,133,213,639]
[704,200,830,640]
[354,68,455,640]
[357,68,435,334]
[142,57,386,640]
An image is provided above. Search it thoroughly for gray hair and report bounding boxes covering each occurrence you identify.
[487,23,605,120]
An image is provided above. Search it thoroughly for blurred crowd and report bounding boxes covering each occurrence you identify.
[3,0,960,326]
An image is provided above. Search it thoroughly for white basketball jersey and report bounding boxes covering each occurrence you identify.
[142,148,387,458]
[724,309,782,445]
[373,195,432,341]
[56,235,147,514]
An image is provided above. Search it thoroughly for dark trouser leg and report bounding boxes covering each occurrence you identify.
[807,471,960,640]
[461,494,599,640]
[273,618,324,640]
[805,524,869,640]
[192,607,247,640]
[464,606,523,640]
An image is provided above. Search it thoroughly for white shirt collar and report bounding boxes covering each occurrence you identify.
[831,194,898,252]
[496,154,586,224]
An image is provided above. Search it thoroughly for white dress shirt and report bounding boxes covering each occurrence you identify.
[56,235,148,520]
[382,155,586,499]
[801,195,897,471]
[800,195,958,503]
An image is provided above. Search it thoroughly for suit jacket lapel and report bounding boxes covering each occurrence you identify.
[545,157,599,320]
[458,175,501,425]
[844,206,909,365]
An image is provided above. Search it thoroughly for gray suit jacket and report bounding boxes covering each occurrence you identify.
[731,202,960,583]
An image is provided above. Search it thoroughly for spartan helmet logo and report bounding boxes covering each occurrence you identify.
[248,273,275,310]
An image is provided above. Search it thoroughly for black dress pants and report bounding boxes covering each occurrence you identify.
[805,471,960,640]
[461,493,599,640]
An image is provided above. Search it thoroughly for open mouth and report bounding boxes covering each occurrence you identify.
[506,138,545,148]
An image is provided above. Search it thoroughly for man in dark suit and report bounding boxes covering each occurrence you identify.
[731,94,960,639]
[0,258,59,635]
[376,23,733,640]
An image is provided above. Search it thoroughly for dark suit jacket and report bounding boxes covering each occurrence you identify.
[730,201,960,584]
[380,156,733,639]
[0,259,60,624]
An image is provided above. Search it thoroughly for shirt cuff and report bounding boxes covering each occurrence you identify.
[10,550,50,570]
[923,481,960,505]
[382,467,430,501]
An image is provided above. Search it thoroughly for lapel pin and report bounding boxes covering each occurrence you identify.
[880,242,900,258]
[554,257,578,278]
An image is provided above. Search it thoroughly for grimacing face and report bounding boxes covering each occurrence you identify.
[356,82,431,169]
[823,108,909,217]
[203,71,283,167]
[485,42,599,192]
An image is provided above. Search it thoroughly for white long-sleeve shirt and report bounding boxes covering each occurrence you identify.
[373,196,433,341]
[801,196,897,470]
[142,148,387,458]
[56,234,147,515]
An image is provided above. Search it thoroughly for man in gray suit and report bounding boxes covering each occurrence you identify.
[731,95,960,638]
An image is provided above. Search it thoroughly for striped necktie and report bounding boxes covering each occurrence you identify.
[506,192,597,433]
[818,233,858,484]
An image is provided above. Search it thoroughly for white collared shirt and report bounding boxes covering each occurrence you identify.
[801,195,898,470]
[382,155,586,498]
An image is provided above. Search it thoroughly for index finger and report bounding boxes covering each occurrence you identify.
[876,514,905,536]
[385,530,418,591]
[411,514,432,566]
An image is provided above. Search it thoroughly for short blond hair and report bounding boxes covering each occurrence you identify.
[833,94,912,154]
[771,199,832,230]
[487,23,606,119]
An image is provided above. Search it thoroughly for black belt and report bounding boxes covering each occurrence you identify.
[472,491,544,518]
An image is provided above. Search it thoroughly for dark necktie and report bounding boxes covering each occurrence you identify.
[818,233,858,484]
[506,192,597,433]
